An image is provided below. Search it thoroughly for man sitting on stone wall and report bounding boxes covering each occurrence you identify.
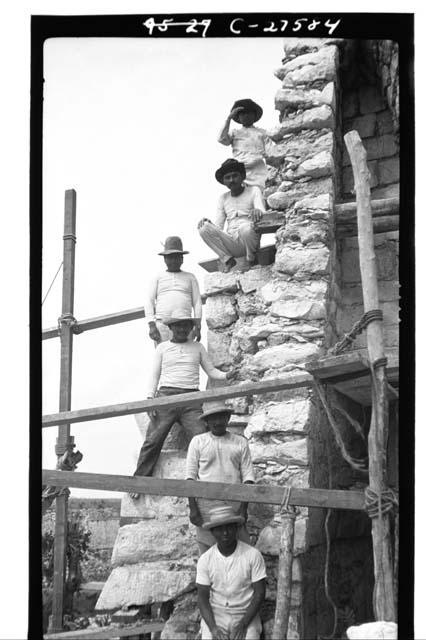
[196,505,266,640]
[130,312,236,499]
[198,159,265,273]
[145,236,202,344]
[186,400,254,555]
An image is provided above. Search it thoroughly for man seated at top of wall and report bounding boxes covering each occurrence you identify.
[145,236,202,344]
[186,400,255,556]
[130,310,237,499]
[198,159,265,273]
[196,505,266,640]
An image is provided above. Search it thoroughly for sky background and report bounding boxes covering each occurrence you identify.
[42,37,282,497]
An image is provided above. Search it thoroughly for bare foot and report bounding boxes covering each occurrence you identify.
[223,257,236,273]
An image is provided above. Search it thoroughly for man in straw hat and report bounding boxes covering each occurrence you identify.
[218,98,270,190]
[130,313,237,498]
[145,236,202,344]
[198,159,265,273]
[186,400,254,555]
[196,505,266,640]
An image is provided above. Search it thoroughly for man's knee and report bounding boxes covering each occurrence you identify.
[199,221,216,238]
[238,222,256,238]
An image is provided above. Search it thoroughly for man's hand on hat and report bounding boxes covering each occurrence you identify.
[229,106,245,119]
[197,217,212,230]
[226,368,238,381]
[251,208,263,224]
[148,322,161,343]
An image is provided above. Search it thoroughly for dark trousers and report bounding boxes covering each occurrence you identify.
[133,387,206,477]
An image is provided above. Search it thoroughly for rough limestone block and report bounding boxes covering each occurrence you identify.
[340,241,397,283]
[268,105,334,141]
[256,517,308,556]
[271,299,326,320]
[121,451,189,519]
[245,398,312,437]
[359,85,386,114]
[274,245,330,278]
[293,193,332,214]
[205,295,237,329]
[343,90,359,119]
[377,157,399,185]
[250,438,308,466]
[275,82,335,113]
[346,621,397,639]
[343,134,397,165]
[293,150,333,179]
[111,518,197,566]
[260,280,328,304]
[278,46,337,74]
[282,57,337,87]
[266,130,334,169]
[341,280,399,306]
[96,564,195,609]
[239,266,273,293]
[267,191,296,210]
[282,38,344,57]
[376,110,394,135]
[250,341,319,372]
[280,219,330,245]
[204,271,240,296]
[207,330,233,367]
[236,292,268,317]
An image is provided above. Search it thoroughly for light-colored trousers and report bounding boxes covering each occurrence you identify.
[199,221,260,264]
[201,611,262,640]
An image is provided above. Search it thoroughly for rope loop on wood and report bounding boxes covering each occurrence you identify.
[364,487,399,519]
[280,486,296,517]
[331,308,383,355]
[372,356,388,369]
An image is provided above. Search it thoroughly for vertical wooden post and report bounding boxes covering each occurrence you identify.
[272,510,296,639]
[344,131,396,621]
[50,190,77,632]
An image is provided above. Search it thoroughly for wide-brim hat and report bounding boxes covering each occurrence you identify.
[164,309,198,326]
[215,158,246,185]
[200,400,233,420]
[158,236,189,255]
[231,98,263,123]
[202,505,245,530]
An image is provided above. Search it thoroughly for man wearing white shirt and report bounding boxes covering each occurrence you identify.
[186,400,254,554]
[145,236,202,344]
[198,159,265,273]
[196,505,266,640]
[130,311,236,498]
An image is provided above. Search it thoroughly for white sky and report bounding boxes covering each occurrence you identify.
[42,37,281,497]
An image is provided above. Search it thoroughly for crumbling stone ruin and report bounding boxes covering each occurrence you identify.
[95,38,399,640]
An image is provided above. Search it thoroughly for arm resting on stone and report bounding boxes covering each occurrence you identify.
[200,345,228,381]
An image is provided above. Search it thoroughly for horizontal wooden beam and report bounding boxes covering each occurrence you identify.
[337,215,399,237]
[335,196,399,219]
[42,372,313,427]
[44,620,165,639]
[42,307,146,341]
[42,470,365,511]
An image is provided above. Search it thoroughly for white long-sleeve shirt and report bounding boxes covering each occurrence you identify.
[215,186,265,236]
[145,270,202,323]
[147,340,227,396]
[218,125,271,189]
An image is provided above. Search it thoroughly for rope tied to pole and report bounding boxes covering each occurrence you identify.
[364,487,398,520]
[331,309,384,355]
[57,313,83,335]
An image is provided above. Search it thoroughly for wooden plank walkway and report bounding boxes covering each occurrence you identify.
[44,620,165,639]
[42,470,365,511]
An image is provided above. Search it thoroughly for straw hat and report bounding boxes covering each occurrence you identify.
[202,505,245,530]
[163,309,198,326]
[200,400,232,420]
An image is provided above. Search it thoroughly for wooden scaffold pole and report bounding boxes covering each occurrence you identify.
[50,189,77,632]
[344,131,396,621]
